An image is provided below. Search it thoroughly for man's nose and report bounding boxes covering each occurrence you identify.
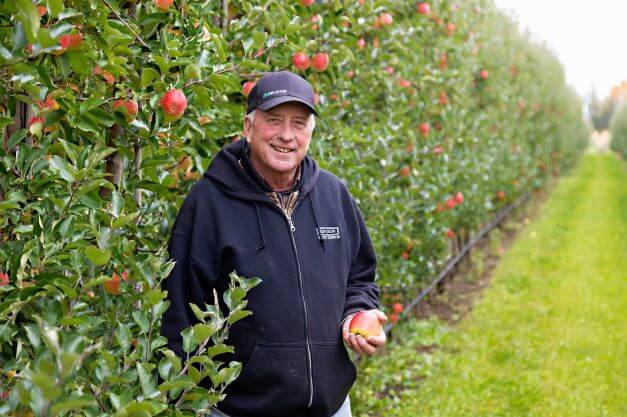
[276,121,297,141]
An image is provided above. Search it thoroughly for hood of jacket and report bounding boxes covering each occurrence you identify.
[204,138,320,202]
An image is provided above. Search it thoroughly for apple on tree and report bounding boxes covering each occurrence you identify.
[292,52,310,71]
[160,88,187,123]
[113,99,139,122]
[312,52,329,71]
[242,81,256,97]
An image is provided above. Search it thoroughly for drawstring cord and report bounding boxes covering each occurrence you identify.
[254,203,267,250]
[309,193,326,253]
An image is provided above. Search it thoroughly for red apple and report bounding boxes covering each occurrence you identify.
[357,38,366,50]
[455,192,464,204]
[439,91,448,105]
[446,229,456,238]
[392,303,404,314]
[38,95,59,111]
[28,116,44,135]
[399,165,410,178]
[446,22,456,36]
[0,271,8,287]
[349,311,382,338]
[480,69,489,80]
[399,79,411,88]
[401,251,410,260]
[292,52,310,71]
[417,2,430,15]
[160,88,187,122]
[379,12,393,26]
[312,52,329,71]
[446,198,456,209]
[94,66,115,85]
[389,313,398,324]
[242,81,256,97]
[346,70,354,78]
[55,32,83,55]
[439,52,448,70]
[113,99,139,121]
[37,5,47,16]
[300,0,314,6]
[496,190,506,200]
[433,145,444,154]
[155,0,173,11]
[419,122,430,137]
[103,272,121,295]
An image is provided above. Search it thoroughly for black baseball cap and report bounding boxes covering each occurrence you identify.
[246,71,317,115]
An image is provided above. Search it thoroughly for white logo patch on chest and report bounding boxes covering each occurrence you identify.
[316,226,341,240]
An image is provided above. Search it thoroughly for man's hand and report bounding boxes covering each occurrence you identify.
[342,309,387,356]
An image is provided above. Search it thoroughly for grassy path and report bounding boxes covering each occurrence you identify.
[353,152,626,416]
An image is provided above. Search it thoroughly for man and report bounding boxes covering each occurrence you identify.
[162,71,387,417]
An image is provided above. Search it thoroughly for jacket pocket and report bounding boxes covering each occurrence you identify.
[220,341,309,416]
[311,341,356,415]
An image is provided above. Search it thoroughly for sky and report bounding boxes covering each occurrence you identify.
[493,0,627,102]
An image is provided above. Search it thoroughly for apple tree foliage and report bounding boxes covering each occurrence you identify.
[0,0,587,414]
[609,104,627,159]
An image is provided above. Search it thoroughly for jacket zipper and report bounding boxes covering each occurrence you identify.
[283,201,315,408]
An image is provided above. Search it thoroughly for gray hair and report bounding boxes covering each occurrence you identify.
[246,109,316,132]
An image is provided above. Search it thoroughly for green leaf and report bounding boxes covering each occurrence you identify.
[32,371,61,400]
[80,97,106,113]
[133,311,150,333]
[141,67,160,88]
[16,0,40,43]
[48,155,77,182]
[192,323,216,344]
[136,362,159,398]
[181,327,197,353]
[0,117,13,129]
[189,303,205,322]
[227,309,252,325]
[205,343,233,359]
[84,245,111,266]
[46,0,65,18]
[50,397,96,415]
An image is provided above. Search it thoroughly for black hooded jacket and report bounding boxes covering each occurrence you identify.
[161,139,380,417]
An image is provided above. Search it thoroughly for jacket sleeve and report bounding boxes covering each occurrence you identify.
[342,198,380,322]
[161,195,216,359]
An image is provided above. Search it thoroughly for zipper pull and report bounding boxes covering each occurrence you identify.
[287,215,296,232]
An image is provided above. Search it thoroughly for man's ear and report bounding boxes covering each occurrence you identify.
[243,116,252,142]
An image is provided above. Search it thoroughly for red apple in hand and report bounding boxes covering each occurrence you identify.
[160,88,187,122]
[349,311,383,338]
[312,52,329,72]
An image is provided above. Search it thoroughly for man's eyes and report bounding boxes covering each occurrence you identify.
[265,118,307,128]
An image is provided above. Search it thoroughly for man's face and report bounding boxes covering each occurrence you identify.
[244,102,313,177]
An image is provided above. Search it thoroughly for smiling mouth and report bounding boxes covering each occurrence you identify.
[270,144,295,153]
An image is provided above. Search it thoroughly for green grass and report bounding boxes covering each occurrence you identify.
[352,152,627,417]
